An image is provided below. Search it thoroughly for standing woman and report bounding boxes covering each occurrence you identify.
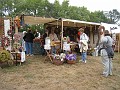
[98,26,114,77]
[78,28,89,63]
[23,28,35,56]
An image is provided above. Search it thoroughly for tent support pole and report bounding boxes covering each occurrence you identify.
[61,19,63,51]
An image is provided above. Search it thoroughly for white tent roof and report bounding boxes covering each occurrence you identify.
[47,18,101,27]
[63,19,101,26]
[101,22,120,33]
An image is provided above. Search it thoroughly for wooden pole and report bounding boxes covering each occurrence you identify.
[90,25,93,45]
[15,22,18,34]
[61,19,63,50]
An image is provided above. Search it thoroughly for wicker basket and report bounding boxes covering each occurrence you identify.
[67,60,76,64]
[53,59,64,65]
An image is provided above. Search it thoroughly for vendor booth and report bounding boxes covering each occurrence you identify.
[45,18,101,54]
[24,16,101,55]
[0,17,26,66]
[24,16,101,47]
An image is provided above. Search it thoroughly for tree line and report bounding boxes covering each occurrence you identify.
[0,0,120,24]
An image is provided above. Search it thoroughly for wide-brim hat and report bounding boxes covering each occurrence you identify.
[78,28,84,32]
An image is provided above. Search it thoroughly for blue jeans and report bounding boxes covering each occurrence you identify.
[51,46,56,54]
[40,46,45,55]
[81,52,87,61]
[25,42,33,55]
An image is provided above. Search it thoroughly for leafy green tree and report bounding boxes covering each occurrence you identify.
[60,0,69,18]
[53,0,61,18]
[42,0,55,17]
[90,11,110,23]
[0,0,118,25]
[0,0,13,16]
[104,9,120,24]
[68,6,81,20]
[77,7,91,21]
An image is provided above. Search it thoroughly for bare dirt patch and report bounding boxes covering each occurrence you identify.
[0,53,120,90]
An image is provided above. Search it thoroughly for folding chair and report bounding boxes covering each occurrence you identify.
[44,45,53,63]
[54,43,61,54]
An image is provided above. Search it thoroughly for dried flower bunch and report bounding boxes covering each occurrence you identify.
[65,54,76,61]
[0,50,11,62]
[53,53,66,61]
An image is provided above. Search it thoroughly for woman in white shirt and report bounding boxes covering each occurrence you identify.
[78,28,89,63]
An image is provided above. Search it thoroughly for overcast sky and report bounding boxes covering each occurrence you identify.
[49,0,120,12]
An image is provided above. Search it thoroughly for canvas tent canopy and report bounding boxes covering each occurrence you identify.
[24,16,56,25]
[24,16,101,48]
[24,16,101,27]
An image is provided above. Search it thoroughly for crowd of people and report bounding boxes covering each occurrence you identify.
[21,26,114,77]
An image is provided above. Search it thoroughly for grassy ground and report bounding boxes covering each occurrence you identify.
[0,53,120,90]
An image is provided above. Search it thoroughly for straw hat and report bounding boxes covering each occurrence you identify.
[78,28,84,32]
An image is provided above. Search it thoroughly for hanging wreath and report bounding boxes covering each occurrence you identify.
[0,50,11,62]
[14,33,21,42]
[7,30,13,37]
[1,36,10,47]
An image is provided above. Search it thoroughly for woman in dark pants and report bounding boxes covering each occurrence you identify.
[23,29,35,56]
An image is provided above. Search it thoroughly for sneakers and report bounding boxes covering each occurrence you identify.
[79,60,86,63]
[26,54,29,56]
[30,54,34,56]
[26,54,34,56]
[103,74,108,77]
[84,60,86,63]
